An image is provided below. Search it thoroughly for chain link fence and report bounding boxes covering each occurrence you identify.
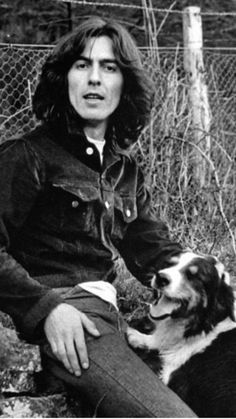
[0,43,236,252]
[0,45,50,141]
[0,44,236,142]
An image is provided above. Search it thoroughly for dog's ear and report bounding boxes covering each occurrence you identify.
[186,261,235,336]
[202,258,235,322]
[215,280,235,322]
[213,261,235,322]
[214,258,231,285]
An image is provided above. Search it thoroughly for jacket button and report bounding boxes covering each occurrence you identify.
[105,201,110,209]
[72,200,79,208]
[126,209,131,217]
[86,147,94,155]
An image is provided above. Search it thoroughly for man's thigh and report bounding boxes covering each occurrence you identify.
[41,288,196,417]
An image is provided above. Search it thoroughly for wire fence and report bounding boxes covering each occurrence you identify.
[0,43,236,253]
[56,0,236,17]
[0,45,50,141]
[0,44,235,141]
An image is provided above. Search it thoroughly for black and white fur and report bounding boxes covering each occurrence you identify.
[127,252,236,417]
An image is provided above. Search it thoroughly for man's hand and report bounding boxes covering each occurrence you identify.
[44,303,100,376]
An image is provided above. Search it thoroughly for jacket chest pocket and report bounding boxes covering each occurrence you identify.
[112,194,137,240]
[48,182,100,234]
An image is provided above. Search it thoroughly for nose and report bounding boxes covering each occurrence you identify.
[88,63,101,86]
[157,270,170,288]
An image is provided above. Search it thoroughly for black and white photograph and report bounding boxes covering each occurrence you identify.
[0,1,236,417]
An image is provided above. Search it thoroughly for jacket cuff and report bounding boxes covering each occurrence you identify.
[22,289,63,342]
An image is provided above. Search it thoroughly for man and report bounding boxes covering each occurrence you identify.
[0,17,196,417]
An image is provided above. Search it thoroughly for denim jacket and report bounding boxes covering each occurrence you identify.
[0,122,181,342]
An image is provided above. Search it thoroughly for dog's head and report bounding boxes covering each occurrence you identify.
[150,252,235,337]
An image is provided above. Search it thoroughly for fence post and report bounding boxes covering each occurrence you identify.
[183,6,211,186]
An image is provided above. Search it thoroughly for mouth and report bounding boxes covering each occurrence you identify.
[149,289,182,320]
[83,93,104,100]
[152,287,161,305]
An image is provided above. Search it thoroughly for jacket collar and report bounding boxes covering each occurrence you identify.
[48,112,124,173]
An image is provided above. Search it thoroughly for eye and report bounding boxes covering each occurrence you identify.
[74,60,89,70]
[103,63,118,72]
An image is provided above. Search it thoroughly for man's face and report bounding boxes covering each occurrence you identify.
[68,36,124,133]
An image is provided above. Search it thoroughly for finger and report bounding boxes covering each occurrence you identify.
[53,340,74,375]
[65,338,82,376]
[74,326,89,370]
[49,338,58,355]
[80,313,100,337]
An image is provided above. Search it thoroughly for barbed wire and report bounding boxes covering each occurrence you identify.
[1,43,236,52]
[56,0,236,17]
[0,43,53,49]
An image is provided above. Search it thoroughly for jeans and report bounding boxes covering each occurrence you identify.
[41,286,197,418]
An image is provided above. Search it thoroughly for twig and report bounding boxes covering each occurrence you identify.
[172,134,236,255]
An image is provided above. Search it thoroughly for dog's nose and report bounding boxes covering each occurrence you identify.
[157,271,170,287]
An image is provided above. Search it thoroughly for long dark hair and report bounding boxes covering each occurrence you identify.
[33,16,154,148]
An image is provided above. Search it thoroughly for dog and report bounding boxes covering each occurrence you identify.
[126,251,236,417]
